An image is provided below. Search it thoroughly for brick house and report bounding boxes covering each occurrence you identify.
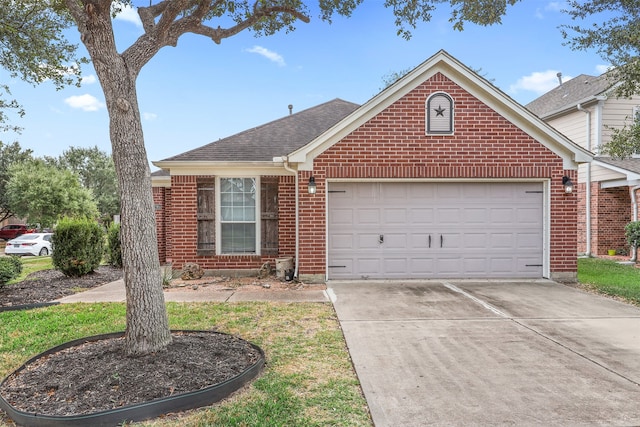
[527,73,640,258]
[152,50,592,283]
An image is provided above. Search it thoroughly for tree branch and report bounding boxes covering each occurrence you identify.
[124,1,309,69]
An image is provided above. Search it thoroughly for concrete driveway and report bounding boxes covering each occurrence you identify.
[327,280,640,427]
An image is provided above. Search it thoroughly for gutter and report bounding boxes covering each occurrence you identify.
[577,103,592,256]
[282,156,300,278]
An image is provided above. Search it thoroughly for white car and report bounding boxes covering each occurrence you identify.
[4,233,53,257]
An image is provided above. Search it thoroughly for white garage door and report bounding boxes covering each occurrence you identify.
[327,182,544,279]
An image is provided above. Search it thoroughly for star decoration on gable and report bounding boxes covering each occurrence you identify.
[434,105,446,117]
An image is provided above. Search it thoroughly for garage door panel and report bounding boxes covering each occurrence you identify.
[437,208,461,224]
[462,258,487,274]
[329,208,353,226]
[490,234,513,248]
[357,234,381,250]
[358,258,381,275]
[383,258,408,274]
[330,234,354,250]
[328,182,544,279]
[464,233,490,249]
[383,208,408,224]
[490,208,515,223]
[357,209,380,224]
[408,233,432,249]
[463,208,489,223]
[516,233,543,249]
[384,233,408,249]
[408,258,435,274]
[409,208,435,224]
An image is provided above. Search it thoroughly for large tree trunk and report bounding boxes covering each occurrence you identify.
[109,79,172,357]
[73,0,171,356]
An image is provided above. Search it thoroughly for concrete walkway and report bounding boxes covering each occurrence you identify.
[327,280,640,427]
[56,279,329,303]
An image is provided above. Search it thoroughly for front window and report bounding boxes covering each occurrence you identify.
[219,178,257,254]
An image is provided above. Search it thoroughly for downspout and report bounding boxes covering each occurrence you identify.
[282,157,300,278]
[577,103,592,256]
[631,185,640,262]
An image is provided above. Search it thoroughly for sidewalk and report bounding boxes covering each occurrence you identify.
[56,279,329,303]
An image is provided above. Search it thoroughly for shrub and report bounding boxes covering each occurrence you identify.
[52,217,105,277]
[0,256,22,286]
[106,222,122,268]
[625,221,640,249]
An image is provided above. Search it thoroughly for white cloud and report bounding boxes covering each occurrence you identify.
[245,46,286,67]
[64,94,105,112]
[112,2,142,27]
[595,64,613,75]
[81,74,97,85]
[509,70,572,95]
[143,112,158,121]
[535,2,565,19]
[545,2,565,12]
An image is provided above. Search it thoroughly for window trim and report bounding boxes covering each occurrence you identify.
[216,176,261,255]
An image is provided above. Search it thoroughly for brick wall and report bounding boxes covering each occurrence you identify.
[578,180,640,257]
[152,187,167,263]
[300,72,577,277]
[164,175,297,271]
[593,185,632,255]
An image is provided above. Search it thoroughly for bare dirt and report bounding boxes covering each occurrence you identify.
[0,267,320,424]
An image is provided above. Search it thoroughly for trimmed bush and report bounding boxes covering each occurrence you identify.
[52,217,105,277]
[106,222,122,268]
[0,256,22,286]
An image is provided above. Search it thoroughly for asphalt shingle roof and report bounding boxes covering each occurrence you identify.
[526,74,612,118]
[160,98,360,162]
[595,157,640,174]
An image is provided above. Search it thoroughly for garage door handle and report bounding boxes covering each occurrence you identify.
[428,235,431,248]
[379,234,384,244]
[440,235,444,248]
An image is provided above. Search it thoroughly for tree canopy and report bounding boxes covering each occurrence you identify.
[562,0,640,99]
[6,159,98,228]
[47,146,120,222]
[0,141,33,222]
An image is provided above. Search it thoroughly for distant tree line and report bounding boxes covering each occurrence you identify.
[0,142,119,228]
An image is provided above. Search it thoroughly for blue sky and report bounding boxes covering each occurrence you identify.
[1,1,609,169]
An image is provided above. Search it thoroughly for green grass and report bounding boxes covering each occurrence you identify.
[7,256,53,284]
[577,257,640,305]
[0,302,372,427]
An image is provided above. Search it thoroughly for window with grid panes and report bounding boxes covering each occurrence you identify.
[219,178,257,254]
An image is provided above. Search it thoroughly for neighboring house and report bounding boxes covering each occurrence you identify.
[152,50,592,283]
[527,73,640,257]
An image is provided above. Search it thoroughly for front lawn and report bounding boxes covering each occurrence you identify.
[577,257,640,305]
[7,255,53,284]
[0,302,372,427]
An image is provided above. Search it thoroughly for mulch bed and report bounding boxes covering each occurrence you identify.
[0,331,262,417]
[0,266,123,307]
[0,266,268,424]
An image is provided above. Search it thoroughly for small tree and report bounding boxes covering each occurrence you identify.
[0,141,33,222]
[6,159,98,228]
[52,217,104,277]
[625,221,640,262]
[48,146,120,222]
